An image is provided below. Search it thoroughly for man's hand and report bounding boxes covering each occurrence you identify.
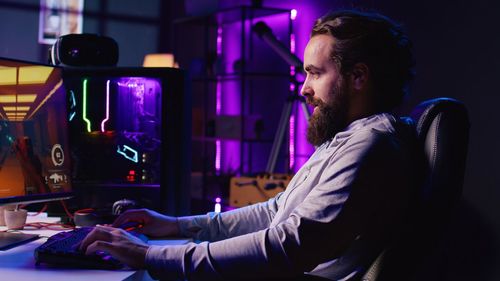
[79,225,149,269]
[112,208,180,238]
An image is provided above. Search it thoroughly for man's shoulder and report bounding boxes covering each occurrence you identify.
[338,115,417,156]
[370,116,415,140]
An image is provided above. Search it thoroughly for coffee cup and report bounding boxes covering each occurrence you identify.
[4,209,28,230]
[0,205,16,226]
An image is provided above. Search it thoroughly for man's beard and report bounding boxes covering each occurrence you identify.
[306,80,349,146]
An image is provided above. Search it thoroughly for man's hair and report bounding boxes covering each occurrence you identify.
[311,10,415,111]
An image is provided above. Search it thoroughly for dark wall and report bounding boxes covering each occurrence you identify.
[386,1,500,279]
[367,1,499,279]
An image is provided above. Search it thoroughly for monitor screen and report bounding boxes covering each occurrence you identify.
[0,57,72,207]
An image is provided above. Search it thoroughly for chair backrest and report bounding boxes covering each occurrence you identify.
[410,97,470,222]
[362,97,470,281]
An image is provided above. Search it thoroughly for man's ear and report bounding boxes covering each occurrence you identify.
[349,63,370,91]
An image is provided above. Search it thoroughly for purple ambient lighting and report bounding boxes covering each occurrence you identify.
[216,26,222,115]
[216,81,222,115]
[216,140,221,172]
[217,26,223,55]
[219,21,242,173]
[116,77,162,136]
[290,33,296,77]
[289,9,297,171]
[215,26,223,173]
[289,115,295,169]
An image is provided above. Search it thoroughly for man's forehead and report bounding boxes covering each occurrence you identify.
[307,35,334,53]
[304,35,336,64]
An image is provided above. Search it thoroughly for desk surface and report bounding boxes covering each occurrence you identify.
[0,213,190,281]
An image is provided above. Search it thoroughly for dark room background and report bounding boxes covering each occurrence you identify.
[0,0,498,280]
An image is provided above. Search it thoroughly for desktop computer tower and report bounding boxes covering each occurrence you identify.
[62,67,191,216]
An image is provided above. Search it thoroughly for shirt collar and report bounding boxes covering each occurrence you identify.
[318,113,396,149]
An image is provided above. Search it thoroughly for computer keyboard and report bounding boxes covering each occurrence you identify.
[34,226,148,269]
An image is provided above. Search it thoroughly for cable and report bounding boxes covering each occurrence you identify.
[23,222,74,231]
[74,208,95,214]
[59,200,75,219]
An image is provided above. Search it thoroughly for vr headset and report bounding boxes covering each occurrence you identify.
[49,34,119,67]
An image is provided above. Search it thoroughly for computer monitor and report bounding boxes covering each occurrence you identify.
[62,67,191,216]
[0,57,72,206]
[0,57,72,249]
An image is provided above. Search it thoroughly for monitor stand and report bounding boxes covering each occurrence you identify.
[0,232,40,250]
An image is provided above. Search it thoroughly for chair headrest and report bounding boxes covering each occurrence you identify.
[409,97,469,140]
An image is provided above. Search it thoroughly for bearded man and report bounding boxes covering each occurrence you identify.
[80,9,420,281]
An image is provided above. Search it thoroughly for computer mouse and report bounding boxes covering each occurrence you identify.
[117,221,143,232]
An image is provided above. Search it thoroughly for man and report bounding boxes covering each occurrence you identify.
[80,10,419,280]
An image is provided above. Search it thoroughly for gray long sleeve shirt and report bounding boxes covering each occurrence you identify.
[146,113,420,280]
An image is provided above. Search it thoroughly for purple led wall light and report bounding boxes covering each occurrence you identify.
[215,26,223,173]
[289,9,297,171]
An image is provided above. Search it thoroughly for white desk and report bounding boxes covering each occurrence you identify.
[0,213,190,281]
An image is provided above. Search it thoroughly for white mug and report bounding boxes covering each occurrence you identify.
[4,209,28,230]
[0,205,16,226]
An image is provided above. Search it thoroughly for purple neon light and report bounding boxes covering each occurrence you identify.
[101,80,111,132]
[216,26,222,115]
[216,81,222,115]
[289,115,295,169]
[290,33,296,76]
[215,140,221,172]
[217,26,223,55]
[215,26,222,115]
[215,25,223,173]
[289,9,297,171]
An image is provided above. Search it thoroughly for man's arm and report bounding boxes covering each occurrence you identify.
[177,192,282,241]
[146,131,417,280]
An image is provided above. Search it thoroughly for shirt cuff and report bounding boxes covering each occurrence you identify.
[146,245,186,280]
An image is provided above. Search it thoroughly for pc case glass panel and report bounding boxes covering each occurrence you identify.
[67,76,162,185]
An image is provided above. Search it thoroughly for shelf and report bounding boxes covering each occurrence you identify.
[193,136,274,143]
[174,5,291,26]
[191,72,292,82]
[175,4,294,175]
[73,182,160,189]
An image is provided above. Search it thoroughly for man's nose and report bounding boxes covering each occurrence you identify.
[300,83,312,97]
